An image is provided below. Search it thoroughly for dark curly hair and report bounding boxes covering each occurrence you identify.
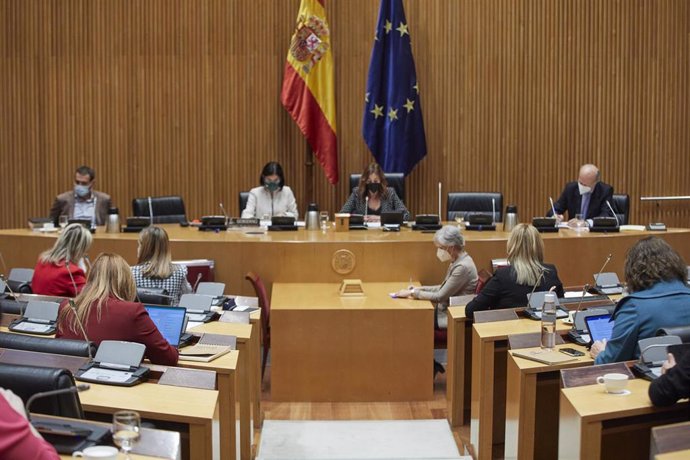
[624,237,687,293]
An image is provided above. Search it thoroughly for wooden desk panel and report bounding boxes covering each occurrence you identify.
[1,226,688,296]
[446,306,472,427]
[271,282,434,402]
[558,379,690,460]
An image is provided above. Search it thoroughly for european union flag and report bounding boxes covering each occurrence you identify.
[363,0,427,176]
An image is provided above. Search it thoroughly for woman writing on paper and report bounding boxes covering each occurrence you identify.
[132,226,192,304]
[31,223,93,297]
[241,161,298,219]
[56,253,178,365]
[465,224,565,320]
[340,162,410,222]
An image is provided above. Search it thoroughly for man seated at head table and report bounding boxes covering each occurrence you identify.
[464,224,565,321]
[547,163,614,225]
[49,165,112,226]
[590,237,690,364]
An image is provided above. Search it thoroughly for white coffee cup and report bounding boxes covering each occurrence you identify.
[596,373,629,394]
[72,445,118,460]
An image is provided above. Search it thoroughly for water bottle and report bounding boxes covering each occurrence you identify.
[504,205,518,232]
[541,292,557,350]
[306,203,319,231]
[106,207,121,233]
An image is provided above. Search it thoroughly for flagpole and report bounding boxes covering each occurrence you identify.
[304,143,314,208]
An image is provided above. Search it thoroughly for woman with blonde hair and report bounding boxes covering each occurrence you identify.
[56,253,178,365]
[465,224,564,320]
[31,223,93,297]
[131,226,191,304]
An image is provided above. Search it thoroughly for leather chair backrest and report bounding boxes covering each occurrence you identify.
[0,363,84,419]
[132,195,187,224]
[173,259,215,285]
[239,192,250,215]
[0,331,95,358]
[447,192,504,222]
[0,297,27,315]
[349,173,405,203]
[611,193,630,225]
[136,287,172,306]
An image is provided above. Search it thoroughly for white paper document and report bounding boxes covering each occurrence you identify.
[186,321,204,331]
[563,291,596,299]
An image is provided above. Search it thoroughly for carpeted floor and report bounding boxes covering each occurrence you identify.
[257,419,467,460]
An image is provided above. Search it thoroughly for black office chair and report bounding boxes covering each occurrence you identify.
[447,192,503,222]
[136,287,173,306]
[657,325,690,343]
[239,192,250,215]
[0,363,85,419]
[132,195,187,224]
[0,331,96,358]
[349,173,405,203]
[0,297,27,314]
[611,193,630,225]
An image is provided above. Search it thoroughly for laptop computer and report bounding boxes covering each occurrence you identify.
[584,313,615,344]
[144,305,188,348]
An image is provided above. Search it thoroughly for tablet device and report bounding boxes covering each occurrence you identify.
[584,313,615,343]
[145,305,187,348]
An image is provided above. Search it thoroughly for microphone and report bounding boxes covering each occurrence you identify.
[65,260,80,298]
[0,252,8,274]
[364,196,369,223]
[68,299,93,361]
[549,197,558,220]
[219,203,229,226]
[148,196,154,224]
[593,253,613,291]
[438,182,442,220]
[83,255,92,271]
[192,273,203,292]
[0,273,25,316]
[606,200,620,226]
[25,384,90,423]
[526,267,547,309]
[491,198,496,225]
[571,283,591,331]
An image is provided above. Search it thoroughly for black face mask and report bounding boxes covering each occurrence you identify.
[366,182,382,194]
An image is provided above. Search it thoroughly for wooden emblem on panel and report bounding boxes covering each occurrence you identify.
[331,249,355,275]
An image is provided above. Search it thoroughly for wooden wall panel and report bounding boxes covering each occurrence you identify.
[1,0,689,231]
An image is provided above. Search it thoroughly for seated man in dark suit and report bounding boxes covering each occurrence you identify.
[549,164,614,223]
[49,165,112,226]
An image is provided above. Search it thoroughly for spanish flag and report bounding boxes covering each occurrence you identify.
[281,0,338,184]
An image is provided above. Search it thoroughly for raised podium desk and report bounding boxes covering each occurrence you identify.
[271,281,433,402]
[0,225,688,296]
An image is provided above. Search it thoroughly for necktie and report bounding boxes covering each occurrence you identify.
[580,193,591,219]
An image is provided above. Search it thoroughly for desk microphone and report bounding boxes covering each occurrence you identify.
[25,384,90,423]
[593,253,613,291]
[83,255,92,271]
[0,252,8,275]
[438,182,442,219]
[364,196,369,224]
[148,196,154,224]
[0,273,24,316]
[571,283,591,331]
[192,273,203,293]
[606,200,620,226]
[526,267,546,309]
[491,198,496,226]
[68,299,93,361]
[549,197,558,220]
[65,260,80,298]
[219,203,229,226]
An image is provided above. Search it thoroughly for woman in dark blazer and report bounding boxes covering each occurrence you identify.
[56,253,178,366]
[649,351,690,406]
[465,224,565,320]
[340,162,410,221]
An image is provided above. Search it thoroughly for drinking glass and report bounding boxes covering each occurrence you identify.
[319,211,329,231]
[573,213,587,232]
[112,410,141,457]
[58,215,69,229]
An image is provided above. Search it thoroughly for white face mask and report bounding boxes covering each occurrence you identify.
[436,247,452,263]
[578,182,592,195]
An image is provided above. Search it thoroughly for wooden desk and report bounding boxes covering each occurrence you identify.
[504,344,592,460]
[190,321,255,460]
[657,451,690,460]
[446,306,472,426]
[271,281,434,402]
[1,226,688,295]
[79,382,218,460]
[558,379,690,460]
[469,317,572,460]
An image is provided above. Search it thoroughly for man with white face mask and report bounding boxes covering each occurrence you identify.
[49,166,112,226]
[549,164,614,223]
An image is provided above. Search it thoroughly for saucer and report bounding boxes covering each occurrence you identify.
[605,389,631,396]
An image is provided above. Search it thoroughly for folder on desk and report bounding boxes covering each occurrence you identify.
[179,333,235,363]
[511,347,578,365]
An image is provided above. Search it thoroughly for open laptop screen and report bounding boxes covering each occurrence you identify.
[145,305,187,348]
[585,314,615,343]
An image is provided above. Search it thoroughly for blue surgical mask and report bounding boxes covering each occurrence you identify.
[264,181,280,192]
[74,184,91,198]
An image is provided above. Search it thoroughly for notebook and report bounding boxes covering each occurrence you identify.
[584,313,615,343]
[145,305,187,348]
[179,333,235,362]
[511,347,579,365]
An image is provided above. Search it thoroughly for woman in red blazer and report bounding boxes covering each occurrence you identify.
[31,223,92,297]
[56,253,178,366]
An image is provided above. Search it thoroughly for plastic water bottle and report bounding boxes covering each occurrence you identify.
[541,292,557,350]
